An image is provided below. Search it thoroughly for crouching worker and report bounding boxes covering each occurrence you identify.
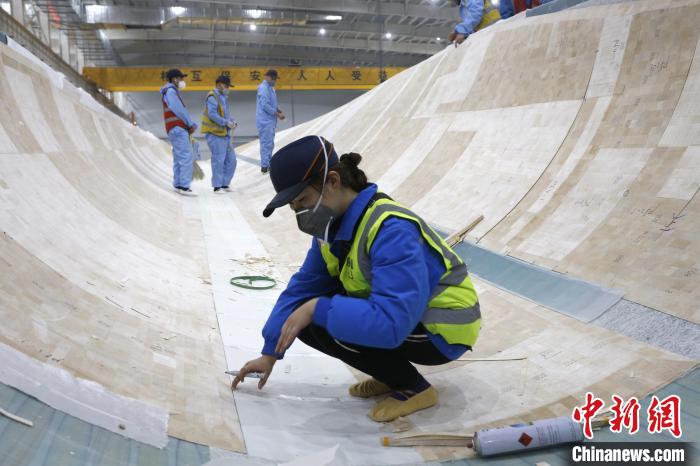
[232,135,481,422]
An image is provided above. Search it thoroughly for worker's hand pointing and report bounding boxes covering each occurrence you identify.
[275,298,318,354]
[231,355,276,390]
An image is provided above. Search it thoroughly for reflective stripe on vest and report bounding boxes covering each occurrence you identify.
[161,86,188,134]
[318,196,481,347]
[476,0,501,31]
[201,91,227,137]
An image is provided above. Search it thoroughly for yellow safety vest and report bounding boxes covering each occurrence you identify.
[476,0,501,31]
[200,90,227,137]
[318,194,481,347]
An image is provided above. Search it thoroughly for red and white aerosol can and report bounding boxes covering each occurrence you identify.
[473,416,584,457]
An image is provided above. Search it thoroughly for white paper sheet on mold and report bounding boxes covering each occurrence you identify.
[196,176,422,465]
[0,340,169,447]
[203,444,349,466]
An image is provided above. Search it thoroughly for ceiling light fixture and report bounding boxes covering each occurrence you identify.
[249,23,257,31]
[385,32,392,39]
[247,9,264,19]
[170,6,186,16]
[319,28,326,35]
[325,15,342,21]
[85,4,108,22]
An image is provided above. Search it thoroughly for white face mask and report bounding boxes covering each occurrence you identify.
[178,80,186,90]
[294,136,335,243]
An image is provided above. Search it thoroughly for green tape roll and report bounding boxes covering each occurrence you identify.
[230,275,277,290]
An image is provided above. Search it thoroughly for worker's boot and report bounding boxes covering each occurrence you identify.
[175,186,196,196]
[368,384,438,422]
[348,378,391,398]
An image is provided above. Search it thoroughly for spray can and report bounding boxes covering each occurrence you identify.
[473,416,583,457]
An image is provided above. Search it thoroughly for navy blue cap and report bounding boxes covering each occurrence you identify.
[263,136,338,217]
[165,69,187,81]
[215,74,231,86]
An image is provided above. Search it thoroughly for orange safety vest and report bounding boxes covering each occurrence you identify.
[161,85,189,134]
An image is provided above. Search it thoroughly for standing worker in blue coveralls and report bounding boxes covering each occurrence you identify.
[256,69,285,174]
[232,136,482,422]
[160,69,198,195]
[201,74,238,193]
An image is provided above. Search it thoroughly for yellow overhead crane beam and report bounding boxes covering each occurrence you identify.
[90,15,341,30]
[83,66,407,92]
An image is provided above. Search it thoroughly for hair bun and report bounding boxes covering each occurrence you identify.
[340,152,362,167]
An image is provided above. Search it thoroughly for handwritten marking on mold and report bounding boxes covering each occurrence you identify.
[611,39,624,59]
[649,59,669,74]
[130,307,150,318]
[660,213,685,232]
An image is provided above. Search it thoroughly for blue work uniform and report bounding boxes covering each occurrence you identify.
[160,83,196,189]
[204,90,237,188]
[261,184,469,361]
[455,0,485,36]
[256,80,278,169]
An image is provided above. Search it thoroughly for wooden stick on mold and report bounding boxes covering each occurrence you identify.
[0,407,34,427]
[445,214,485,247]
[382,433,474,448]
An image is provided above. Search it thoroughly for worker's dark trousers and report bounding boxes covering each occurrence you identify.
[297,323,455,391]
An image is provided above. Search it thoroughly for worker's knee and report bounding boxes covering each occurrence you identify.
[298,323,336,353]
